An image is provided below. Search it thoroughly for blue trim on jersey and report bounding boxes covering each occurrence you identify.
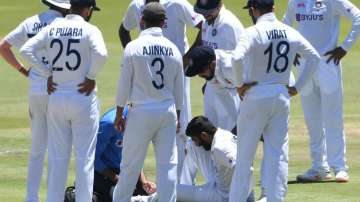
[94,107,128,172]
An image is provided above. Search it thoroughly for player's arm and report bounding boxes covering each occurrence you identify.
[20,28,50,77]
[119,23,132,48]
[115,47,133,132]
[0,40,29,77]
[291,33,321,96]
[212,147,236,169]
[324,0,360,64]
[282,0,296,26]
[119,1,138,48]
[139,171,157,194]
[78,27,108,96]
[174,51,185,132]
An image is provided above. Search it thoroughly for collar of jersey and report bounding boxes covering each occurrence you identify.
[256,12,276,24]
[210,128,221,152]
[140,27,163,37]
[65,14,85,21]
[47,9,63,18]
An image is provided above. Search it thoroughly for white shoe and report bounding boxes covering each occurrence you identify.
[335,170,349,183]
[256,196,267,202]
[296,168,332,182]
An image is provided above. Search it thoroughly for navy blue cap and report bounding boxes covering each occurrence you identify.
[243,0,274,9]
[194,0,221,15]
[185,46,215,77]
[70,0,100,11]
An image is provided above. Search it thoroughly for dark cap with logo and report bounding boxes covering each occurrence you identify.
[185,46,216,77]
[142,2,167,21]
[243,0,274,9]
[70,0,100,11]
[194,0,221,15]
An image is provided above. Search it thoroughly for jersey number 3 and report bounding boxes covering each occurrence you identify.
[151,58,165,90]
[50,39,81,71]
[264,41,290,73]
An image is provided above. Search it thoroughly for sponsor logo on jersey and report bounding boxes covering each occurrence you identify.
[202,40,218,49]
[115,140,123,148]
[49,27,83,37]
[143,45,174,56]
[212,29,217,36]
[296,13,324,22]
[297,3,305,8]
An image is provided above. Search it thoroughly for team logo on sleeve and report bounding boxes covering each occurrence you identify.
[115,140,123,148]
[212,29,217,36]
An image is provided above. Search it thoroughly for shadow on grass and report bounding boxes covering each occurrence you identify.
[288,180,337,184]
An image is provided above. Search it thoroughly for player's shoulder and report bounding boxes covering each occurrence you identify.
[163,0,189,8]
[218,8,243,29]
[128,0,144,9]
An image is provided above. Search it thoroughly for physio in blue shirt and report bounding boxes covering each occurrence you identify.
[93,107,156,202]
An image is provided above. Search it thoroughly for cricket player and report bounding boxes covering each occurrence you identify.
[0,1,70,201]
[20,0,108,201]
[113,2,184,202]
[94,107,157,202]
[283,0,360,182]
[119,0,203,177]
[228,0,321,201]
[193,0,244,131]
[177,116,255,202]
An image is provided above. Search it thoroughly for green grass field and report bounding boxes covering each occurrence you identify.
[0,0,360,201]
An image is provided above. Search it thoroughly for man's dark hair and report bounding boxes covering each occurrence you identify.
[143,18,164,28]
[257,6,273,14]
[186,116,217,137]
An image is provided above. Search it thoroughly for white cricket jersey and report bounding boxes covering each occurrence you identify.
[20,14,108,92]
[122,0,203,54]
[4,9,63,94]
[116,27,184,110]
[283,0,360,54]
[232,13,320,99]
[210,128,237,198]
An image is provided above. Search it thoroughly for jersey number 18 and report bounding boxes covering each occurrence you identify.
[264,41,290,73]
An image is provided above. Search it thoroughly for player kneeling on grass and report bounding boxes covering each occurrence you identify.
[177,116,255,202]
[93,107,157,202]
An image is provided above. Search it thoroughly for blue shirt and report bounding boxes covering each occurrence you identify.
[94,107,128,173]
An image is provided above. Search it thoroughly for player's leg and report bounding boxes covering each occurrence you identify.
[299,86,330,180]
[204,83,219,126]
[179,140,198,185]
[320,65,348,179]
[262,94,290,202]
[152,106,178,202]
[46,95,72,202]
[259,141,268,200]
[229,99,268,202]
[25,94,48,202]
[71,94,99,202]
[177,183,222,202]
[214,88,240,131]
[113,107,155,202]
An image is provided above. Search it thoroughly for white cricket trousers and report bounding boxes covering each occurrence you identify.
[230,92,290,202]
[113,101,178,202]
[177,183,224,202]
[46,92,99,202]
[204,83,240,131]
[300,60,347,172]
[25,94,49,202]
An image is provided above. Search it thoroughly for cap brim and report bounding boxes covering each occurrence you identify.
[43,0,71,9]
[243,5,250,9]
[194,5,218,15]
[93,6,100,11]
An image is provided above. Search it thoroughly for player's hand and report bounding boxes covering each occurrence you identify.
[114,115,126,132]
[286,85,298,97]
[324,47,347,65]
[78,77,96,96]
[18,67,30,77]
[293,53,301,66]
[237,81,258,100]
[47,76,57,95]
[142,181,157,195]
[176,120,181,134]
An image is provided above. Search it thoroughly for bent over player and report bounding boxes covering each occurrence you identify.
[284,0,360,182]
[0,0,70,201]
[20,0,108,201]
[228,0,321,201]
[113,2,184,202]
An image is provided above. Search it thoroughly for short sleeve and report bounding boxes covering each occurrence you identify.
[4,22,27,49]
[122,1,139,31]
[177,0,203,28]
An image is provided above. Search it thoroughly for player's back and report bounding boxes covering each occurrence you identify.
[44,14,105,90]
[124,27,183,106]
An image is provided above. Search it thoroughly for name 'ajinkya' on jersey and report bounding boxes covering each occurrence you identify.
[123,0,203,55]
[116,27,184,110]
[283,0,360,54]
[20,14,108,92]
[232,13,320,99]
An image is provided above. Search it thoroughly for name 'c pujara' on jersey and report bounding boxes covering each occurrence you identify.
[49,27,83,37]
